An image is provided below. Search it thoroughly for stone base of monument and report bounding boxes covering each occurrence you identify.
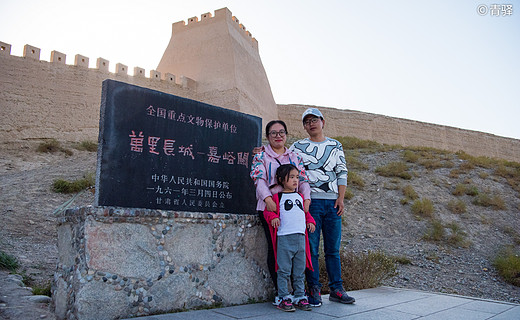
[53,206,272,320]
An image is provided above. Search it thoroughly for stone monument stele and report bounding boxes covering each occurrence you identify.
[96,79,261,214]
[53,80,272,320]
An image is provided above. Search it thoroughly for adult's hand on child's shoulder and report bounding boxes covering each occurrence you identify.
[265,196,277,212]
[252,146,263,154]
[271,218,280,228]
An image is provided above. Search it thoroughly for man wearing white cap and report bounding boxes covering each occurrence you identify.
[289,107,355,306]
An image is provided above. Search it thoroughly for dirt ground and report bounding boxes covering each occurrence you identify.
[0,141,96,320]
[0,140,519,319]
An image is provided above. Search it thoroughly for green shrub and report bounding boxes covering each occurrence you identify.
[52,173,95,194]
[502,227,520,245]
[446,222,469,247]
[493,247,520,287]
[423,220,469,247]
[407,146,451,157]
[447,199,467,214]
[347,171,365,188]
[465,185,479,196]
[342,250,397,290]
[495,164,520,194]
[402,185,419,200]
[420,159,442,170]
[472,193,506,210]
[32,281,52,296]
[430,160,454,168]
[449,169,461,179]
[452,184,478,196]
[37,139,73,156]
[74,140,98,152]
[423,220,445,241]
[456,151,497,169]
[0,251,19,271]
[459,161,476,172]
[411,198,434,218]
[344,188,354,200]
[452,184,466,196]
[318,250,397,292]
[455,152,520,193]
[450,163,475,178]
[375,162,412,180]
[402,148,453,170]
[344,152,369,171]
[37,139,61,153]
[392,255,412,265]
[335,136,384,151]
[402,150,419,163]
[317,249,397,293]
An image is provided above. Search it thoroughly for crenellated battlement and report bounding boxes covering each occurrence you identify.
[2,10,517,163]
[171,8,258,51]
[0,41,197,89]
[0,41,11,54]
[0,40,205,144]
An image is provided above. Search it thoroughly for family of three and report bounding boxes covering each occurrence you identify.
[250,108,356,312]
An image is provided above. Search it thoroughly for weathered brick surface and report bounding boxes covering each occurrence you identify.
[2,53,517,162]
[2,33,519,163]
[0,54,242,143]
[0,54,197,142]
[279,105,520,162]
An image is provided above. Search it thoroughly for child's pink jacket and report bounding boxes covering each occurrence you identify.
[263,192,315,272]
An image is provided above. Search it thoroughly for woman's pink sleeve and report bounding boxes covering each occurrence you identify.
[299,181,311,201]
[256,180,272,201]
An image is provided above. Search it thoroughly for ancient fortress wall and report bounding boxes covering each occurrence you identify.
[0,43,206,142]
[0,8,277,144]
[279,105,520,162]
[1,6,519,162]
[1,45,519,162]
[157,8,278,125]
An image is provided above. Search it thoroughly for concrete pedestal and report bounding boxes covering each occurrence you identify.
[53,206,272,320]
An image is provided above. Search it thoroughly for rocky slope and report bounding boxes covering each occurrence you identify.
[344,147,519,303]
[0,140,519,319]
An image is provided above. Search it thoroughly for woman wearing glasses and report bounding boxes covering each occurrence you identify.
[250,120,311,305]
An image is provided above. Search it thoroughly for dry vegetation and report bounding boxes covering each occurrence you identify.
[1,135,519,312]
[331,135,520,293]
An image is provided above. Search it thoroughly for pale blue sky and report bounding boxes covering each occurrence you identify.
[1,0,519,139]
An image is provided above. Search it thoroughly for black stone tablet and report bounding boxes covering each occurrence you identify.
[95,79,261,214]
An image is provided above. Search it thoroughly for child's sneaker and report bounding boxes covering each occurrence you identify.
[272,296,282,306]
[329,288,355,304]
[306,285,322,307]
[277,298,296,312]
[294,298,312,311]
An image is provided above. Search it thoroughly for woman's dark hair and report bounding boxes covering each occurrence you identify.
[275,164,298,186]
[265,120,288,137]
